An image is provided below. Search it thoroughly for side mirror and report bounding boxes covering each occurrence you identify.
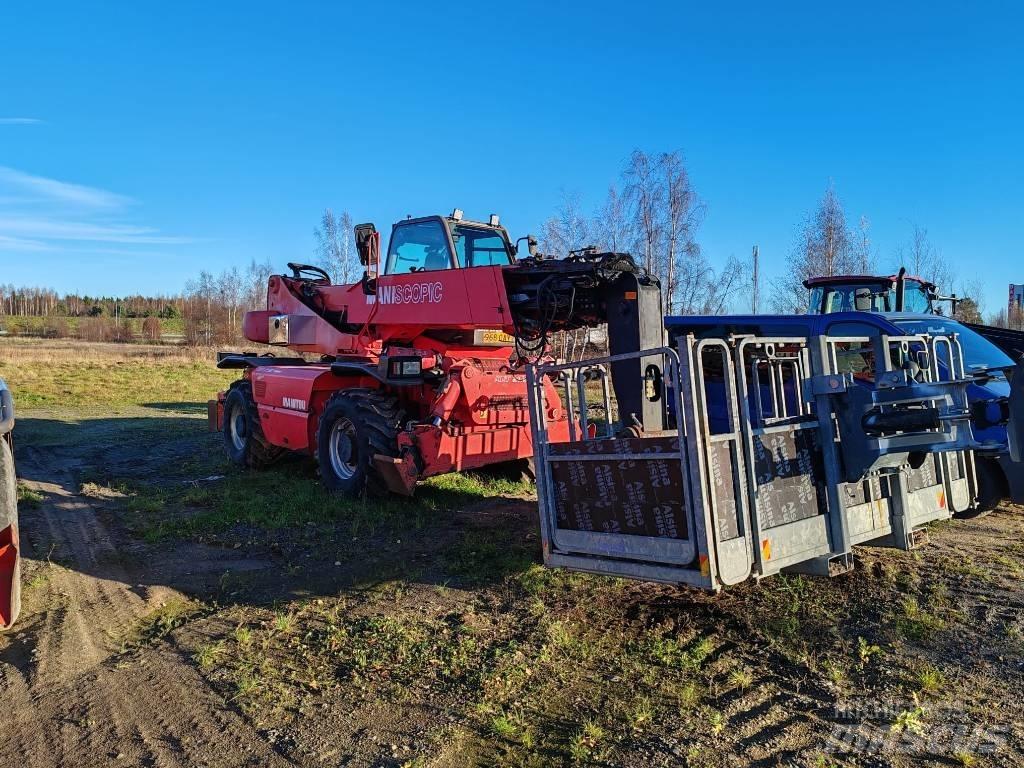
[515,234,540,257]
[854,288,872,312]
[354,223,378,267]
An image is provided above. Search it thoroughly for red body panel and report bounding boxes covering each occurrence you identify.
[346,266,509,329]
[0,524,17,629]
[402,414,570,477]
[218,259,574,492]
[256,266,512,355]
[249,365,379,452]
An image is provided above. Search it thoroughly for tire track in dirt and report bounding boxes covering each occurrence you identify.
[0,447,292,768]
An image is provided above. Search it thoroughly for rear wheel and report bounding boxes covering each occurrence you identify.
[955,457,1006,519]
[223,380,284,469]
[317,389,403,498]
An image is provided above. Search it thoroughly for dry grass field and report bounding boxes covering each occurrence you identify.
[1,338,1023,767]
[0,338,233,407]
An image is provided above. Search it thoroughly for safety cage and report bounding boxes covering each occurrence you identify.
[526,329,979,591]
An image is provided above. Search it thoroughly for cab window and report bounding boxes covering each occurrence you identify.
[807,286,825,314]
[452,225,511,267]
[385,220,453,274]
[823,287,889,313]
[900,284,931,313]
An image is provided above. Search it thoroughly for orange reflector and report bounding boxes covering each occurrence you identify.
[698,554,710,577]
[624,291,637,300]
[761,539,772,561]
[938,490,946,509]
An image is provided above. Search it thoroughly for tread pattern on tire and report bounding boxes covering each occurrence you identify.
[954,458,1005,519]
[226,379,284,469]
[317,388,404,497]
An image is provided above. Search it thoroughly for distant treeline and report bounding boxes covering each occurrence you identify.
[0,284,183,319]
[1,314,173,343]
[0,259,277,346]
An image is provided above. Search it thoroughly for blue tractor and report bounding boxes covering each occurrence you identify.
[798,270,1024,512]
[667,309,1021,516]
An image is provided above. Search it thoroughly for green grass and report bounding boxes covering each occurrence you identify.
[442,526,535,583]
[121,464,530,542]
[3,357,233,408]
[123,597,204,650]
[916,665,945,695]
[894,596,947,642]
[16,482,43,509]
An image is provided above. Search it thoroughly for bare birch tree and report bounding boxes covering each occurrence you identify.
[676,253,747,316]
[771,183,858,313]
[314,208,356,284]
[660,151,705,314]
[592,185,631,253]
[623,150,663,279]
[853,215,874,273]
[539,192,592,256]
[244,258,275,310]
[541,150,740,319]
[896,224,952,291]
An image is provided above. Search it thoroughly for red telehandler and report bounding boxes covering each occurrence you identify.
[210,211,664,497]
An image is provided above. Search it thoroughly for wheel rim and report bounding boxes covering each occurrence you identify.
[229,403,248,451]
[328,417,359,481]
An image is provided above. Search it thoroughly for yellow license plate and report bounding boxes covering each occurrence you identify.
[474,329,515,346]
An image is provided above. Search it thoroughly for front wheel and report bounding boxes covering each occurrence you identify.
[317,389,403,498]
[223,380,284,469]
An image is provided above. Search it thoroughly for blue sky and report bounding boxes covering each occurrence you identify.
[1,1,1021,315]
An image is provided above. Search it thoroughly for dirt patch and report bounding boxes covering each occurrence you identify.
[2,403,1024,767]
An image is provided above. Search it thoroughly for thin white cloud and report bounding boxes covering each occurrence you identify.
[0,165,192,254]
[0,117,43,125]
[0,216,193,245]
[0,234,52,252]
[0,166,133,210]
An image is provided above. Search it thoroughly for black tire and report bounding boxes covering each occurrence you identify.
[0,437,21,631]
[316,389,403,498]
[223,380,284,470]
[955,457,1006,520]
